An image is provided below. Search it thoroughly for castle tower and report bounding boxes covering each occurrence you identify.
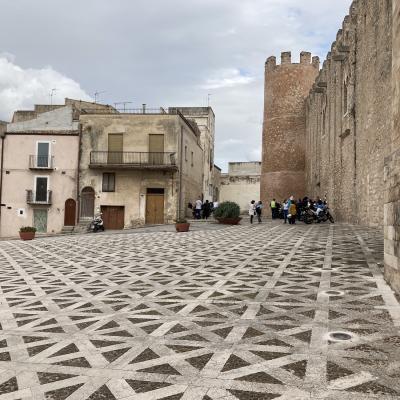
[261,51,319,206]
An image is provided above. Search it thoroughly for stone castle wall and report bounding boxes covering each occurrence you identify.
[261,52,319,205]
[384,0,400,292]
[305,0,392,226]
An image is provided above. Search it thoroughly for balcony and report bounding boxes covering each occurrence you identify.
[29,155,54,170]
[89,151,178,171]
[26,190,52,205]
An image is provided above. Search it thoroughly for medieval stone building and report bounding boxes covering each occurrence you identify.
[261,0,400,292]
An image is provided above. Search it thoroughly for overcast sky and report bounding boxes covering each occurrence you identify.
[0,0,352,171]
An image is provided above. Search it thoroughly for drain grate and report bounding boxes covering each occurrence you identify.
[328,331,355,342]
[322,290,345,296]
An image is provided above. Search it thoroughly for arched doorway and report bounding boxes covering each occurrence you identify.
[80,187,95,219]
[64,199,76,226]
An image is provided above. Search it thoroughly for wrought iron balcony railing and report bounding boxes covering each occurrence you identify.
[89,151,177,169]
[26,190,52,205]
[29,155,54,170]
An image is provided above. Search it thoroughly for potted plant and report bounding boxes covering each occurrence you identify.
[175,219,190,232]
[214,201,242,225]
[19,226,37,240]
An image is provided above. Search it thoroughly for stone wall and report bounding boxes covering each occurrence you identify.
[220,162,261,213]
[261,52,319,205]
[305,0,392,226]
[384,0,400,292]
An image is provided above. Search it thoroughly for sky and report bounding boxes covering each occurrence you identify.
[0,0,352,171]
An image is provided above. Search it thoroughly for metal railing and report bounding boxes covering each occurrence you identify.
[26,190,52,205]
[90,151,177,166]
[29,155,54,169]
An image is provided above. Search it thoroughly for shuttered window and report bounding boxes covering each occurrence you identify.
[102,173,115,192]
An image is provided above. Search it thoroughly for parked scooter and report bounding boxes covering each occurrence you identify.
[303,205,334,224]
[88,213,105,232]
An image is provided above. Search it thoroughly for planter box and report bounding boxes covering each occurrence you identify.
[19,232,35,240]
[216,217,242,225]
[175,223,190,232]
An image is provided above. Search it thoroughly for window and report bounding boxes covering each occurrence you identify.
[102,173,115,192]
[37,142,50,168]
[343,80,348,114]
[185,146,188,161]
[191,151,194,167]
[35,176,48,202]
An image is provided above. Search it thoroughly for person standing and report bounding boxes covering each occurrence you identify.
[288,201,297,224]
[256,201,263,223]
[270,198,277,219]
[195,197,202,220]
[283,199,289,224]
[249,200,256,224]
[202,200,211,219]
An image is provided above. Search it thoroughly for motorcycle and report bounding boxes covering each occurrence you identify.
[303,206,334,224]
[88,214,105,232]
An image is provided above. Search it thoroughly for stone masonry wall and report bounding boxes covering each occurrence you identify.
[305,0,392,227]
[384,0,400,293]
[261,52,319,205]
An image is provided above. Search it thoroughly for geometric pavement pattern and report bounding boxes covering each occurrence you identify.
[0,222,399,399]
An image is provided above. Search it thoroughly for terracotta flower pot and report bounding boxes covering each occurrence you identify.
[216,217,242,225]
[175,223,190,232]
[19,231,35,240]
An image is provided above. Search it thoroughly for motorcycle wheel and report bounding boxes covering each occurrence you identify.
[101,226,105,231]
[304,216,313,224]
[328,215,335,223]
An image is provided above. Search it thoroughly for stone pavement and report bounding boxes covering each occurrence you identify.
[0,222,399,400]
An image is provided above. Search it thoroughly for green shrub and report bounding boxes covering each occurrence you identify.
[19,226,37,233]
[214,201,240,219]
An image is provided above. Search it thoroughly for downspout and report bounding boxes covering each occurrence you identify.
[0,133,5,229]
[76,122,82,224]
[177,126,184,220]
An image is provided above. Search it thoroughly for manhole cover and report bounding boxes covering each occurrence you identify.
[327,331,355,342]
[322,290,345,296]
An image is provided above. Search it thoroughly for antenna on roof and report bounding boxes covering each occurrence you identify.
[94,91,106,103]
[114,102,133,112]
[49,88,58,106]
[207,93,212,107]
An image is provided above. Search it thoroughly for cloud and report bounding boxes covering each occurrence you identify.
[0,55,91,121]
[200,68,254,90]
[0,0,353,169]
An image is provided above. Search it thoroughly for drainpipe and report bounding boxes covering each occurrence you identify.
[177,126,184,220]
[0,133,5,228]
[77,122,82,223]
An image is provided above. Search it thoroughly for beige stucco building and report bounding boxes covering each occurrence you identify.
[220,162,261,213]
[0,105,80,237]
[78,108,203,229]
[169,107,216,201]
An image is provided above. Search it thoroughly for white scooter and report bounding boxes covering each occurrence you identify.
[88,213,105,232]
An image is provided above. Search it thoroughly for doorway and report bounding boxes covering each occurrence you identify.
[108,133,123,164]
[101,206,125,230]
[64,199,76,226]
[33,209,48,233]
[146,188,165,224]
[81,187,95,218]
[149,134,164,164]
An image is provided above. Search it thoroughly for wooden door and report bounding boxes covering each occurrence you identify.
[101,206,125,230]
[64,199,76,226]
[149,134,164,164]
[33,209,47,232]
[146,189,164,224]
[81,187,95,218]
[108,133,123,163]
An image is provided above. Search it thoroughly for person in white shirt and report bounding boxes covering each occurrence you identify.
[249,200,256,224]
[195,198,202,219]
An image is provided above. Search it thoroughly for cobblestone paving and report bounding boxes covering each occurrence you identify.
[0,222,399,400]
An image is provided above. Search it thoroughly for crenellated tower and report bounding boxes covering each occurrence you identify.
[261,51,319,205]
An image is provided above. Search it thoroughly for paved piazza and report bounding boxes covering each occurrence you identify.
[0,222,399,400]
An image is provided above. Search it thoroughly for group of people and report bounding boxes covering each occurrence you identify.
[248,200,264,224]
[188,198,219,220]
[269,196,328,224]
